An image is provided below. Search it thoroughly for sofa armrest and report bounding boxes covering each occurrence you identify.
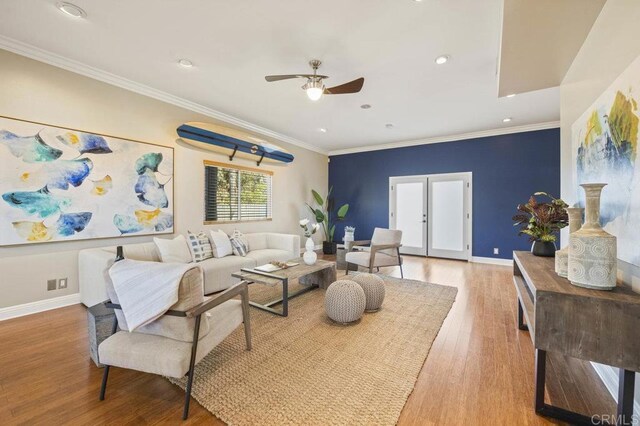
[79,248,117,307]
[266,233,301,258]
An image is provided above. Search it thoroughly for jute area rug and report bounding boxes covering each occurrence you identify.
[169,274,457,425]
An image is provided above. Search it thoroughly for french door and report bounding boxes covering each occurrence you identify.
[389,176,428,255]
[390,173,471,260]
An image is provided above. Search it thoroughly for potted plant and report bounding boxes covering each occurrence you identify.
[512,192,569,257]
[307,187,349,254]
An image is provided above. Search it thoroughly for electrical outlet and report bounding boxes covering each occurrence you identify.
[493,248,499,255]
[47,279,57,291]
[58,278,68,289]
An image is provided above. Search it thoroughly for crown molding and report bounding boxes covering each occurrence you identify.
[0,35,327,155]
[328,121,561,156]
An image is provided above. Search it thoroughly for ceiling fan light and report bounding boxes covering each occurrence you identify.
[303,79,324,101]
[306,87,323,101]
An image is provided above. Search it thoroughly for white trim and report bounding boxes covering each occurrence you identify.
[328,121,561,156]
[471,256,514,266]
[591,363,640,417]
[0,293,81,321]
[0,35,327,155]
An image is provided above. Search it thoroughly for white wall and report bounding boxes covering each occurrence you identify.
[560,0,640,413]
[0,49,328,309]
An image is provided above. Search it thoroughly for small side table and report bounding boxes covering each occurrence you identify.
[87,302,116,368]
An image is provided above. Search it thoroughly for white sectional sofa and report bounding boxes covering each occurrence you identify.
[79,232,300,307]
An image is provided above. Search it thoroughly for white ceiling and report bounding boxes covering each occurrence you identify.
[0,0,561,153]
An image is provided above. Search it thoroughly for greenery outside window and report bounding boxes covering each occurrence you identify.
[204,161,273,223]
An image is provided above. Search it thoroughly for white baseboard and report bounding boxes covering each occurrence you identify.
[591,363,640,417]
[471,256,513,266]
[0,293,81,321]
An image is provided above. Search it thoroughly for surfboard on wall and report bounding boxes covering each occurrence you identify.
[176,122,294,165]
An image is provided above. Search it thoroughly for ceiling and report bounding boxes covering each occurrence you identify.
[0,0,562,153]
[498,0,605,97]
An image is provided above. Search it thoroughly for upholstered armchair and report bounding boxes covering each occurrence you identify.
[98,248,251,420]
[345,228,404,278]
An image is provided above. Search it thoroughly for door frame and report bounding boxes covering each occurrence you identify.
[389,172,472,261]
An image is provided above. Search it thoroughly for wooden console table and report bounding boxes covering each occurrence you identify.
[513,251,640,425]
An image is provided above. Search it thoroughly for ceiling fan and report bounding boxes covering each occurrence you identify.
[265,60,364,101]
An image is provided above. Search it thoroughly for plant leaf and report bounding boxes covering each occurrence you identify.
[311,190,324,206]
[329,224,336,241]
[337,204,349,219]
[313,209,325,223]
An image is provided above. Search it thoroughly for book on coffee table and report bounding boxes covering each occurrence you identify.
[254,262,299,273]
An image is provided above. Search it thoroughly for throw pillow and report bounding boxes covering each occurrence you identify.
[209,229,233,258]
[230,234,249,256]
[154,235,192,263]
[231,229,250,251]
[187,231,214,262]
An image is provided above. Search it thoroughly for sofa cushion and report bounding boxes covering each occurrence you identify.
[245,233,268,251]
[198,255,256,294]
[154,235,192,263]
[245,249,293,266]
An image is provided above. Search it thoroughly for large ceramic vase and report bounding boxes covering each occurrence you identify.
[303,237,317,265]
[568,184,617,290]
[555,207,584,277]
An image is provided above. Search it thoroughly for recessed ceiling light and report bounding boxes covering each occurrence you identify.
[385,123,394,129]
[56,2,86,18]
[435,55,450,65]
[506,93,516,98]
[360,104,372,109]
[503,117,512,123]
[319,128,327,133]
[178,59,193,68]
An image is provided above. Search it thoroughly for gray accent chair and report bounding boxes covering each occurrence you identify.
[345,228,404,278]
[98,247,252,420]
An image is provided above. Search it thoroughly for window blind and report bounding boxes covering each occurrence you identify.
[204,163,272,222]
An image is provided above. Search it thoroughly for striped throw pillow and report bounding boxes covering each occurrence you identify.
[187,231,214,262]
[230,236,248,256]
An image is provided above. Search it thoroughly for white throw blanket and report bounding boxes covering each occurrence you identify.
[109,259,201,331]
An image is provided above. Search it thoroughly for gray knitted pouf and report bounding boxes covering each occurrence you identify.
[325,280,366,324]
[349,273,386,312]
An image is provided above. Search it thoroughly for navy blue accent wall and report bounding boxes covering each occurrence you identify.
[328,128,560,259]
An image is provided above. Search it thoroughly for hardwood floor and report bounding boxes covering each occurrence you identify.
[0,255,615,425]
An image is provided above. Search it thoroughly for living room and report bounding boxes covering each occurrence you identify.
[1,0,639,425]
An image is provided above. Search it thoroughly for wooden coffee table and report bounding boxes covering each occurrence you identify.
[232,258,336,317]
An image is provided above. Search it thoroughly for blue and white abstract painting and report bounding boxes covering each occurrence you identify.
[572,55,640,267]
[0,117,174,245]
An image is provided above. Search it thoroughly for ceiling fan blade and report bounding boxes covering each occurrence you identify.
[324,77,364,94]
[265,74,328,82]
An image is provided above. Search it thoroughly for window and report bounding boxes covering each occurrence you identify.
[204,161,273,222]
